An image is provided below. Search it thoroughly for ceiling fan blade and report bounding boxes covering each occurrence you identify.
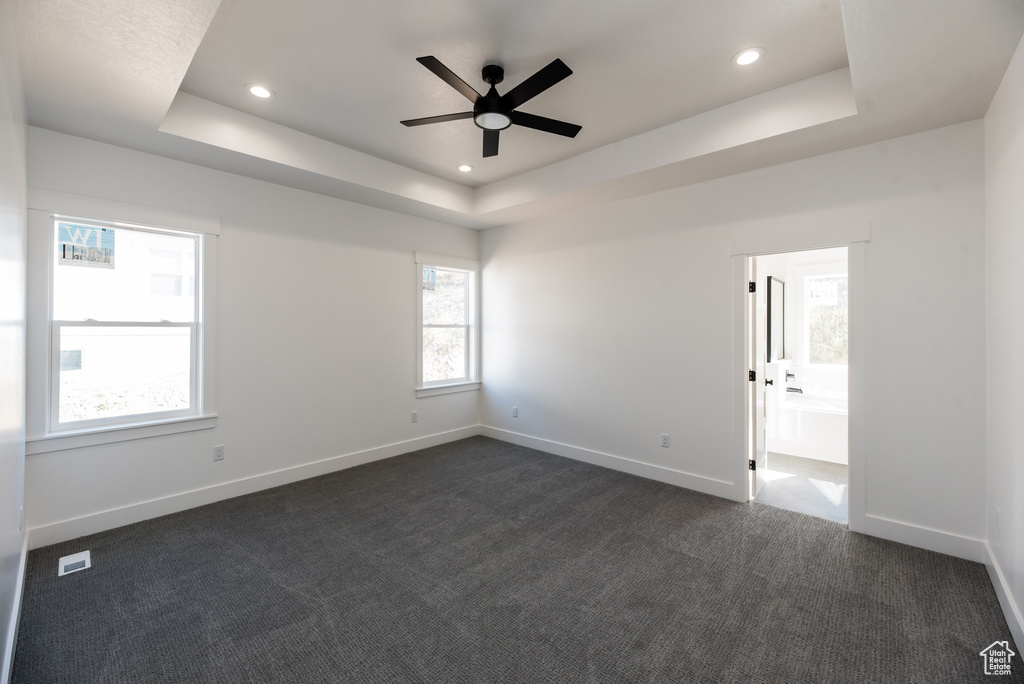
[510,111,582,138]
[416,56,482,103]
[501,58,573,110]
[400,112,474,127]
[483,129,499,157]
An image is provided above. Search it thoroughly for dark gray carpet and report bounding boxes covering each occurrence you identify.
[756,452,849,524]
[13,436,1020,683]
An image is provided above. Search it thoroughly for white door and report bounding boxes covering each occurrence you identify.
[748,258,768,499]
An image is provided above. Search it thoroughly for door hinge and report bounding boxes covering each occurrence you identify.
[749,459,756,471]
[749,370,756,382]
[749,281,756,293]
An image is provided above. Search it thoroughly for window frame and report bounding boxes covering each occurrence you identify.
[48,218,203,432]
[415,252,480,398]
[25,191,219,455]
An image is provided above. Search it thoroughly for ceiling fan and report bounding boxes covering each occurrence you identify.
[400,56,582,158]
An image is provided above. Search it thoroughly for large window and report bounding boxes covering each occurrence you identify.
[49,217,204,430]
[416,253,479,395]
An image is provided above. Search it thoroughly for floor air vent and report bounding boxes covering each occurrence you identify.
[58,550,91,577]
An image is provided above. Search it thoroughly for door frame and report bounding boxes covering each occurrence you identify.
[730,222,868,533]
[747,255,768,500]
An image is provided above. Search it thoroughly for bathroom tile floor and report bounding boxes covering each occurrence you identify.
[755,452,848,524]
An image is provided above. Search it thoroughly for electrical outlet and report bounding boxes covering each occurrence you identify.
[661,433,670,448]
[513,406,518,418]
[213,445,225,461]
[19,506,24,533]
[411,411,418,423]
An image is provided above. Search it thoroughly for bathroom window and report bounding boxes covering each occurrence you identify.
[805,274,848,365]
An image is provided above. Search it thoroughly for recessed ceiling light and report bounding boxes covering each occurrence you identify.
[457,164,474,173]
[733,48,765,66]
[247,84,274,98]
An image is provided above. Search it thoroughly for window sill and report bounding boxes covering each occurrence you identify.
[416,381,481,398]
[26,414,218,455]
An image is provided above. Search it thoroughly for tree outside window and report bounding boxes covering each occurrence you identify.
[806,274,848,365]
[422,268,469,383]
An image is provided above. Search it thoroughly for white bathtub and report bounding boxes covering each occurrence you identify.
[781,393,848,415]
[770,391,848,464]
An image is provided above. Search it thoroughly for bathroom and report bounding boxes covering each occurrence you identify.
[755,246,849,523]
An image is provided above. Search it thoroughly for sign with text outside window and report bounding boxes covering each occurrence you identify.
[57,222,116,268]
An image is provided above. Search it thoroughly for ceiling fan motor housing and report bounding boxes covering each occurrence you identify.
[474,65,512,130]
[474,89,512,130]
[481,64,504,85]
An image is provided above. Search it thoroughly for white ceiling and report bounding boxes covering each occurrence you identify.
[179,0,850,187]
[12,0,1024,228]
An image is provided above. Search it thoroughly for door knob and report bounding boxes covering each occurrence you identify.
[765,379,774,386]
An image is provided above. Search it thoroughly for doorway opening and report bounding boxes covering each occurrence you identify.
[748,246,849,524]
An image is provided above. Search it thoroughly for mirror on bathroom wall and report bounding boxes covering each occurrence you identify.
[767,276,785,362]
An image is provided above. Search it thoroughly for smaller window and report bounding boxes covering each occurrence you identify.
[415,253,479,394]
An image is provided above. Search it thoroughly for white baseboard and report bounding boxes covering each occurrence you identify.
[2,528,28,684]
[863,514,986,563]
[28,425,482,549]
[985,542,1024,651]
[483,427,989,564]
[480,425,741,501]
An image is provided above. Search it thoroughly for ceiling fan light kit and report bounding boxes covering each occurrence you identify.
[475,112,511,130]
[401,56,581,158]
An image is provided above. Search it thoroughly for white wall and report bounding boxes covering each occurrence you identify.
[24,128,481,547]
[0,0,28,678]
[984,34,1024,649]
[481,121,987,558]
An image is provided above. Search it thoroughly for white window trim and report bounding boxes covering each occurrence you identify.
[415,251,481,398]
[25,190,219,453]
[25,415,217,455]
